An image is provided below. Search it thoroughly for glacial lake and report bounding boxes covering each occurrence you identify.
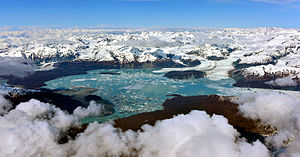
[44,68,300,123]
[43,68,241,120]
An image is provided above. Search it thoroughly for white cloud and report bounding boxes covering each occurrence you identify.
[0,95,12,115]
[4,92,300,156]
[0,97,270,157]
[265,77,297,87]
[251,0,300,4]
[236,92,300,156]
[0,57,37,78]
[213,0,300,6]
[114,38,182,48]
[73,100,104,118]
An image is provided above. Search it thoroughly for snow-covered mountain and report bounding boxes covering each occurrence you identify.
[1,27,300,87]
[0,28,241,65]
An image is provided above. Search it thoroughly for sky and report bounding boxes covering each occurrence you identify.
[0,0,300,28]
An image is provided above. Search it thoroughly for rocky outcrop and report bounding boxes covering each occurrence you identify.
[164,70,206,79]
[114,95,276,142]
[4,88,115,115]
[57,95,276,144]
[230,65,300,90]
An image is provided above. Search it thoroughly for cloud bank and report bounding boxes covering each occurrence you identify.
[236,92,300,156]
[114,38,182,48]
[2,92,300,156]
[0,96,271,157]
[0,57,37,78]
[0,95,11,115]
[265,77,297,87]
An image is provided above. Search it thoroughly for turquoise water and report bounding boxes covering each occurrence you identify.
[44,68,236,119]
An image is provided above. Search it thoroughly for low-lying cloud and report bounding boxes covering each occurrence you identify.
[265,77,297,87]
[114,39,182,48]
[2,92,300,156]
[0,57,37,78]
[235,92,300,156]
[0,96,271,157]
[0,95,11,115]
[73,100,104,118]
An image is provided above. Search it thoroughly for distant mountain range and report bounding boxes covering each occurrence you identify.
[1,27,300,88]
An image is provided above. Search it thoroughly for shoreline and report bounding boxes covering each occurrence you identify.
[0,60,190,89]
[59,95,275,144]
